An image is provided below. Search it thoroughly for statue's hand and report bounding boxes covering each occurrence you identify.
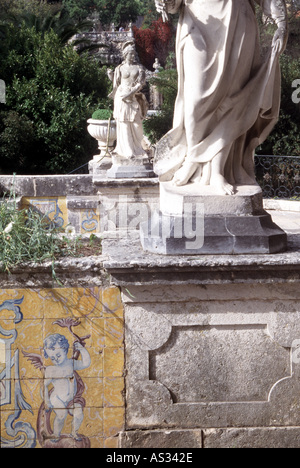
[272,25,288,55]
[155,0,170,20]
[155,1,166,13]
[107,69,114,82]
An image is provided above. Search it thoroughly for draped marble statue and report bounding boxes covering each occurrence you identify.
[154,0,288,195]
[107,42,154,178]
[109,42,149,160]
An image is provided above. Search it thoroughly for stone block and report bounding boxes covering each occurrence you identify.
[107,164,155,179]
[103,258,300,437]
[140,210,287,255]
[119,430,203,448]
[140,182,287,255]
[203,427,300,448]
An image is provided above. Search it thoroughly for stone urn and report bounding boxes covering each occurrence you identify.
[87,118,117,162]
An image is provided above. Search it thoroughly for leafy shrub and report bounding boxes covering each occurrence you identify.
[257,55,300,156]
[92,109,113,120]
[0,111,36,173]
[143,67,178,143]
[133,18,174,70]
[0,26,111,174]
[0,190,80,280]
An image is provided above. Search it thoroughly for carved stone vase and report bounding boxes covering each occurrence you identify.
[87,118,117,162]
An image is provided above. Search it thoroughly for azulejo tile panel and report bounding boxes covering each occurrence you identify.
[21,197,101,234]
[22,197,68,230]
[0,286,124,448]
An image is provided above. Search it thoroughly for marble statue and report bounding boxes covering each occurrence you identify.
[154,0,288,195]
[108,42,149,161]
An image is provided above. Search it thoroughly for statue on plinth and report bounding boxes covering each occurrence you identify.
[140,0,288,255]
[154,0,288,195]
[107,42,154,178]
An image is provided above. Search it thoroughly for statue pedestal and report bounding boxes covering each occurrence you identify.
[140,182,287,255]
[89,155,112,177]
[107,154,155,179]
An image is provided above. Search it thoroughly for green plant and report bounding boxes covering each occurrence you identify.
[92,109,113,120]
[0,189,81,282]
[143,67,178,143]
[0,25,111,174]
[62,0,141,26]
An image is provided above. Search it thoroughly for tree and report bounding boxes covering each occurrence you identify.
[0,0,61,20]
[133,17,174,70]
[143,65,178,143]
[0,25,110,174]
[137,0,162,28]
[62,0,142,26]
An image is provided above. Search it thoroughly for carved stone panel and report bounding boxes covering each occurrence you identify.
[123,283,300,429]
[149,325,290,404]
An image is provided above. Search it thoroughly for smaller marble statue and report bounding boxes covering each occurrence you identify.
[108,42,148,159]
[107,42,154,178]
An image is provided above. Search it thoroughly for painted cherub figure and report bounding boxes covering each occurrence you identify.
[43,334,91,442]
[23,318,92,448]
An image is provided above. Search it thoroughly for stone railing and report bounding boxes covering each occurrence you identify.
[74,28,135,65]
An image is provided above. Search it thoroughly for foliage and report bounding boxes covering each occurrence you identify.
[0,189,80,279]
[137,0,160,28]
[0,0,62,21]
[62,0,141,26]
[0,111,36,172]
[0,25,111,174]
[257,54,300,156]
[92,109,113,120]
[143,66,178,143]
[133,17,174,70]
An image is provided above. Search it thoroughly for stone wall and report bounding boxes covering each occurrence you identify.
[103,234,300,449]
[2,174,300,448]
[0,175,159,237]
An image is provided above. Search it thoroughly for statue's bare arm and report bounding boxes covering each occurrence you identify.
[155,0,183,18]
[254,0,288,54]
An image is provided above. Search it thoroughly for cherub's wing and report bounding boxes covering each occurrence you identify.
[22,351,45,371]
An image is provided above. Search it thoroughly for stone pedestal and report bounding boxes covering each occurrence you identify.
[107,154,155,179]
[89,155,112,178]
[93,177,159,238]
[140,182,287,255]
[102,234,300,448]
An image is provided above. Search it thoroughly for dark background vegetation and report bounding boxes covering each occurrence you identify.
[0,0,299,175]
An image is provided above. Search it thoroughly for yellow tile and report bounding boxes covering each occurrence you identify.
[90,437,105,448]
[104,317,124,348]
[90,317,106,349]
[103,377,125,408]
[71,287,103,319]
[41,288,74,319]
[102,287,123,318]
[1,286,127,450]
[84,378,104,408]
[19,379,43,410]
[80,407,103,438]
[103,348,124,378]
[17,319,43,352]
[79,208,100,235]
[104,437,119,448]
[103,407,125,438]
[21,290,44,319]
[0,409,39,447]
[22,197,68,229]
[85,346,103,378]
[0,289,19,302]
